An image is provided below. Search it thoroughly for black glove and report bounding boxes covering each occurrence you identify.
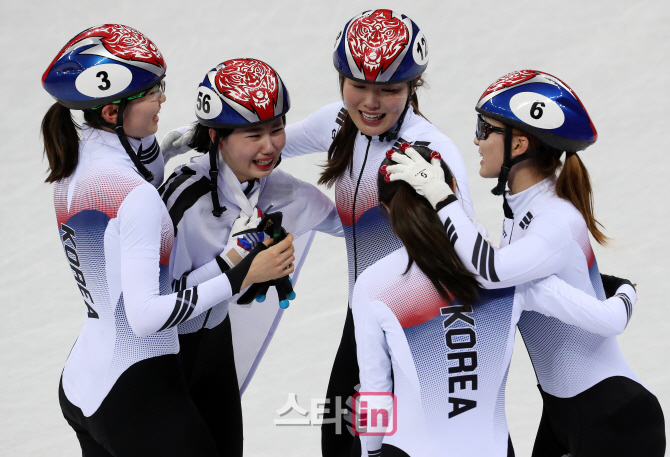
[235,210,295,308]
[224,242,268,295]
[601,273,635,299]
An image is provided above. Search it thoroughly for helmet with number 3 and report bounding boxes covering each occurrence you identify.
[194,58,291,128]
[476,70,597,153]
[333,9,428,84]
[42,24,166,110]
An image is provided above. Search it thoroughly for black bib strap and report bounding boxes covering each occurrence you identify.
[114,100,154,182]
[208,130,226,217]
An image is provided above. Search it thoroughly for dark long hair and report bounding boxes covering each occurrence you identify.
[41,103,123,183]
[319,74,426,188]
[41,103,80,183]
[515,129,607,245]
[378,146,480,305]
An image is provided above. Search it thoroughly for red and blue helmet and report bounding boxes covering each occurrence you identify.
[333,9,428,84]
[476,70,597,152]
[194,58,290,129]
[42,24,166,110]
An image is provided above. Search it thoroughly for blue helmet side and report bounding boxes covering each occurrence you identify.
[476,70,597,152]
[42,24,166,110]
[333,9,428,84]
[195,58,290,129]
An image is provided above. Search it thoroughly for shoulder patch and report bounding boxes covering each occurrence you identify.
[138,138,160,164]
[519,211,534,230]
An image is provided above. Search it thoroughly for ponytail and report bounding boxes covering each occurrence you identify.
[555,152,608,245]
[41,102,81,183]
[378,147,480,306]
[319,74,427,188]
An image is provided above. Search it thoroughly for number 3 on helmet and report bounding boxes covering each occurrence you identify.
[42,24,166,110]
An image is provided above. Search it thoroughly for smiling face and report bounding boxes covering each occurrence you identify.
[215,117,286,183]
[474,116,506,178]
[342,77,409,136]
[121,88,166,139]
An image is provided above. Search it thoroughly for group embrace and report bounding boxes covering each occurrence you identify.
[41,9,664,457]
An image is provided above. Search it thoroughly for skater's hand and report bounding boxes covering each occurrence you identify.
[242,234,295,290]
[381,143,453,209]
[601,273,636,299]
[161,124,196,162]
[230,207,265,252]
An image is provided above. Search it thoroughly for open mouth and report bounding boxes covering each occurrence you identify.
[253,158,274,170]
[360,111,385,122]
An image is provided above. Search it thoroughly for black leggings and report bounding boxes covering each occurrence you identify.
[321,305,361,457]
[178,315,243,457]
[59,354,219,457]
[532,376,665,457]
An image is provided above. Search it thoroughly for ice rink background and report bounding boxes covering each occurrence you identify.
[1,1,669,455]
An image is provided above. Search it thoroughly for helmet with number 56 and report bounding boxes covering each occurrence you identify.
[192,58,291,217]
[194,58,290,129]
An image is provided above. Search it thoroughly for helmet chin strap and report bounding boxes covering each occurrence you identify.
[379,81,414,143]
[113,100,154,182]
[208,130,227,217]
[490,126,544,196]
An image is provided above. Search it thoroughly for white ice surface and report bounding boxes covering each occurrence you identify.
[2,1,669,455]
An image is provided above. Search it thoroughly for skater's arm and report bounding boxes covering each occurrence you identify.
[519,275,636,336]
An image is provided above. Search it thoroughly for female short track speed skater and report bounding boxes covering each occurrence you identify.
[352,145,638,457]
[280,10,474,455]
[385,70,665,457]
[158,58,343,456]
[41,26,293,457]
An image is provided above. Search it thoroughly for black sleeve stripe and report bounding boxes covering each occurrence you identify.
[444,217,459,245]
[478,237,489,281]
[138,139,160,164]
[158,286,200,332]
[175,287,199,325]
[472,233,483,274]
[161,166,197,205]
[180,287,199,323]
[471,233,500,282]
[616,293,633,326]
[171,289,193,325]
[413,140,431,147]
[171,275,188,293]
[447,224,455,239]
[487,244,500,282]
[168,176,211,236]
[158,291,186,332]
